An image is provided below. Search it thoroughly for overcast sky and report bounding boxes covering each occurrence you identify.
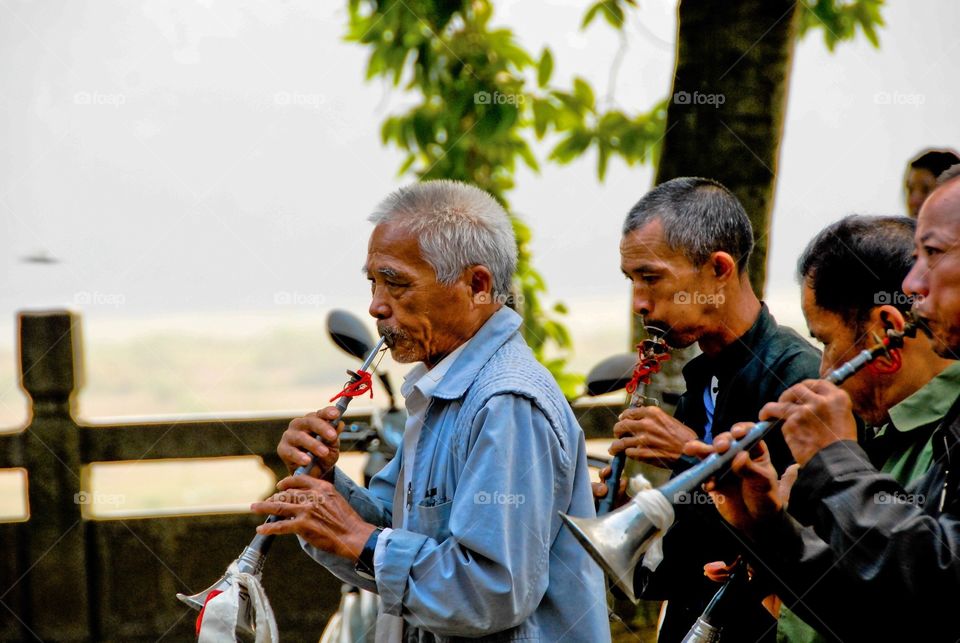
[2,0,958,338]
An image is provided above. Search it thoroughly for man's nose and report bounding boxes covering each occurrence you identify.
[369,287,391,320]
[902,261,928,300]
[632,284,651,317]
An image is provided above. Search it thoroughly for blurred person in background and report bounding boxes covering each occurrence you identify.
[904,147,960,218]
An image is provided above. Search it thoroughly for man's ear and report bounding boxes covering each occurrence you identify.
[866,305,906,375]
[870,305,906,332]
[708,251,738,284]
[467,265,495,306]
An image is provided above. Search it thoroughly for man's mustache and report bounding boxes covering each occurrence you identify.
[641,320,673,339]
[910,309,935,340]
[377,324,409,348]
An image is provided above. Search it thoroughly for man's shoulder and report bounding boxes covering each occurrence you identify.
[453,336,582,459]
[471,336,567,409]
[751,319,821,378]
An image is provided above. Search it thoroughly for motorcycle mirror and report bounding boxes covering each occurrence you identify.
[585,353,637,396]
[327,309,375,360]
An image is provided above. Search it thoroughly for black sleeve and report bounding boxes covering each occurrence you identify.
[758,348,822,473]
[746,441,960,641]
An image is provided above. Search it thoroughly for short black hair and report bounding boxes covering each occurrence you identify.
[797,215,916,322]
[910,149,960,178]
[623,177,754,272]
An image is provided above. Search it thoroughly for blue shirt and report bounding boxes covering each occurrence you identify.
[300,307,610,642]
[701,376,719,444]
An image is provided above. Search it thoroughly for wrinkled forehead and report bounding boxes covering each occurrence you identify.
[620,220,688,271]
[364,222,434,277]
[916,180,960,245]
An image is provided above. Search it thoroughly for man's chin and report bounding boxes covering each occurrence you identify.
[933,338,960,360]
[920,319,960,359]
[662,332,694,350]
[387,346,420,364]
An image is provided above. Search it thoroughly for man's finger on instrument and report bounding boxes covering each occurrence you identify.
[759,401,788,422]
[730,451,760,478]
[592,481,607,498]
[277,474,328,492]
[300,416,338,443]
[608,439,627,456]
[254,516,302,536]
[703,560,732,583]
[613,421,636,438]
[598,466,612,481]
[289,422,333,452]
[776,384,803,405]
[624,446,650,460]
[250,499,299,518]
[278,440,313,467]
[618,407,647,421]
[289,432,328,461]
[729,422,753,440]
[711,432,733,453]
[318,405,341,421]
[683,440,713,458]
[747,437,768,460]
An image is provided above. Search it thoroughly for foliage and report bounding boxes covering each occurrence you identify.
[799,0,885,50]
[343,0,886,397]
[345,0,665,397]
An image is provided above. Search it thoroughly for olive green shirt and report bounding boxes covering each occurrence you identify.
[777,360,960,642]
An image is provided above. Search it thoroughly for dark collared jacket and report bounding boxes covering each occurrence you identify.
[746,389,960,642]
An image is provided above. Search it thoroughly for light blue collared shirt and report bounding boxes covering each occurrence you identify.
[300,307,610,642]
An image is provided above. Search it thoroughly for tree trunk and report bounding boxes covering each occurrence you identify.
[657,0,801,296]
[632,0,802,394]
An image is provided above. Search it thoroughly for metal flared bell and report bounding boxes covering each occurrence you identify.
[559,499,661,604]
[176,546,265,640]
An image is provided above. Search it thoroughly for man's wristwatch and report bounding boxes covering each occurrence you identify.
[354,527,383,581]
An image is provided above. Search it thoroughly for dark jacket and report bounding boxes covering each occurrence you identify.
[746,390,960,642]
[637,303,822,643]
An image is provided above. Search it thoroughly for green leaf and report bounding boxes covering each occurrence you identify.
[597,144,609,181]
[346,0,634,399]
[412,112,435,150]
[537,48,554,87]
[532,99,551,138]
[603,3,625,28]
[573,77,595,110]
[517,142,540,172]
[582,3,603,29]
[549,130,592,163]
[397,154,417,176]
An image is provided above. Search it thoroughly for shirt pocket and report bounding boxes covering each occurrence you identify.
[413,498,453,542]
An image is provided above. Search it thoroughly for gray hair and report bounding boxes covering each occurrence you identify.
[369,180,518,299]
[623,177,754,271]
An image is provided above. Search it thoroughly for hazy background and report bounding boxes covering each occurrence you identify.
[0,0,957,515]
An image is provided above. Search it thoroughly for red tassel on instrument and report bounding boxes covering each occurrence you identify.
[195,589,224,637]
[329,369,374,402]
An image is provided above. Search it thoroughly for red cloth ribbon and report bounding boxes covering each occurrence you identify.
[329,369,374,402]
[625,352,670,395]
[195,589,224,637]
[869,342,903,375]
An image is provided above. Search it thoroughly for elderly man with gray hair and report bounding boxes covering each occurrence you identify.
[253,180,610,641]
